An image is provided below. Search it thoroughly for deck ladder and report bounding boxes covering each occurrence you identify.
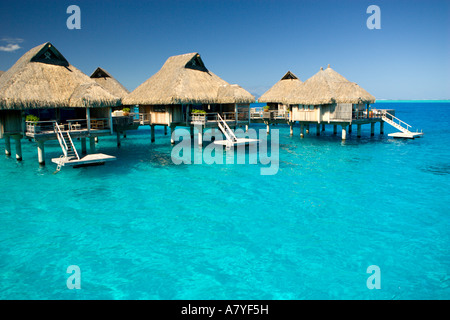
[217,114,237,146]
[381,111,416,134]
[54,122,80,160]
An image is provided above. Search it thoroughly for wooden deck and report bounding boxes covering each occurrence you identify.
[388,132,424,139]
[213,138,259,146]
[51,153,116,167]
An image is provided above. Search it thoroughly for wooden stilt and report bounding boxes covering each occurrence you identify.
[348,124,352,133]
[14,136,22,161]
[116,130,121,147]
[81,138,87,154]
[89,137,95,151]
[300,123,304,138]
[289,122,293,136]
[164,126,167,136]
[37,140,45,165]
[170,124,176,144]
[316,124,320,136]
[151,125,155,143]
[333,125,337,135]
[322,124,325,132]
[306,124,310,134]
[380,121,384,135]
[4,135,11,156]
[371,122,375,136]
[357,124,362,138]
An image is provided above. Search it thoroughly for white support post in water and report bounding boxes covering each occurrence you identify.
[4,135,11,156]
[290,122,293,136]
[37,140,45,165]
[300,123,304,138]
[13,135,22,161]
[341,125,347,140]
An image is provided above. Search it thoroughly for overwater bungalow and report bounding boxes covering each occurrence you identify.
[258,71,302,118]
[90,67,130,99]
[123,52,255,145]
[284,65,382,140]
[0,42,121,164]
[90,67,138,143]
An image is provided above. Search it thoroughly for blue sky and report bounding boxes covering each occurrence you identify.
[0,0,448,99]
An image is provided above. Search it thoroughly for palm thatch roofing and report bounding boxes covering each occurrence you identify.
[90,67,130,98]
[123,52,255,105]
[284,65,375,105]
[0,71,4,78]
[258,71,302,103]
[0,42,121,110]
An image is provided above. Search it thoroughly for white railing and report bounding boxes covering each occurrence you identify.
[67,131,79,160]
[217,113,237,144]
[54,122,79,160]
[137,113,151,124]
[250,110,289,120]
[191,113,209,125]
[381,111,412,133]
[191,112,250,125]
[54,122,69,158]
[26,120,56,133]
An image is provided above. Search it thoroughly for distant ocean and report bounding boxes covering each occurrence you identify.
[0,101,448,299]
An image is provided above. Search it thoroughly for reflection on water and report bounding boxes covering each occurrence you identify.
[422,163,450,176]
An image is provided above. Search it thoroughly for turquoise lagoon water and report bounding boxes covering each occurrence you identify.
[0,102,449,299]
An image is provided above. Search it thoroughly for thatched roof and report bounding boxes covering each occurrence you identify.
[217,84,255,104]
[0,42,121,110]
[123,52,255,105]
[0,71,4,78]
[90,67,130,98]
[258,71,302,103]
[284,65,375,105]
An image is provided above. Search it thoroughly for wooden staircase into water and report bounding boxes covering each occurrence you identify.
[214,113,258,148]
[380,111,424,139]
[52,122,116,172]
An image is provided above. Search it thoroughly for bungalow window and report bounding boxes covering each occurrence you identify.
[154,106,166,112]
